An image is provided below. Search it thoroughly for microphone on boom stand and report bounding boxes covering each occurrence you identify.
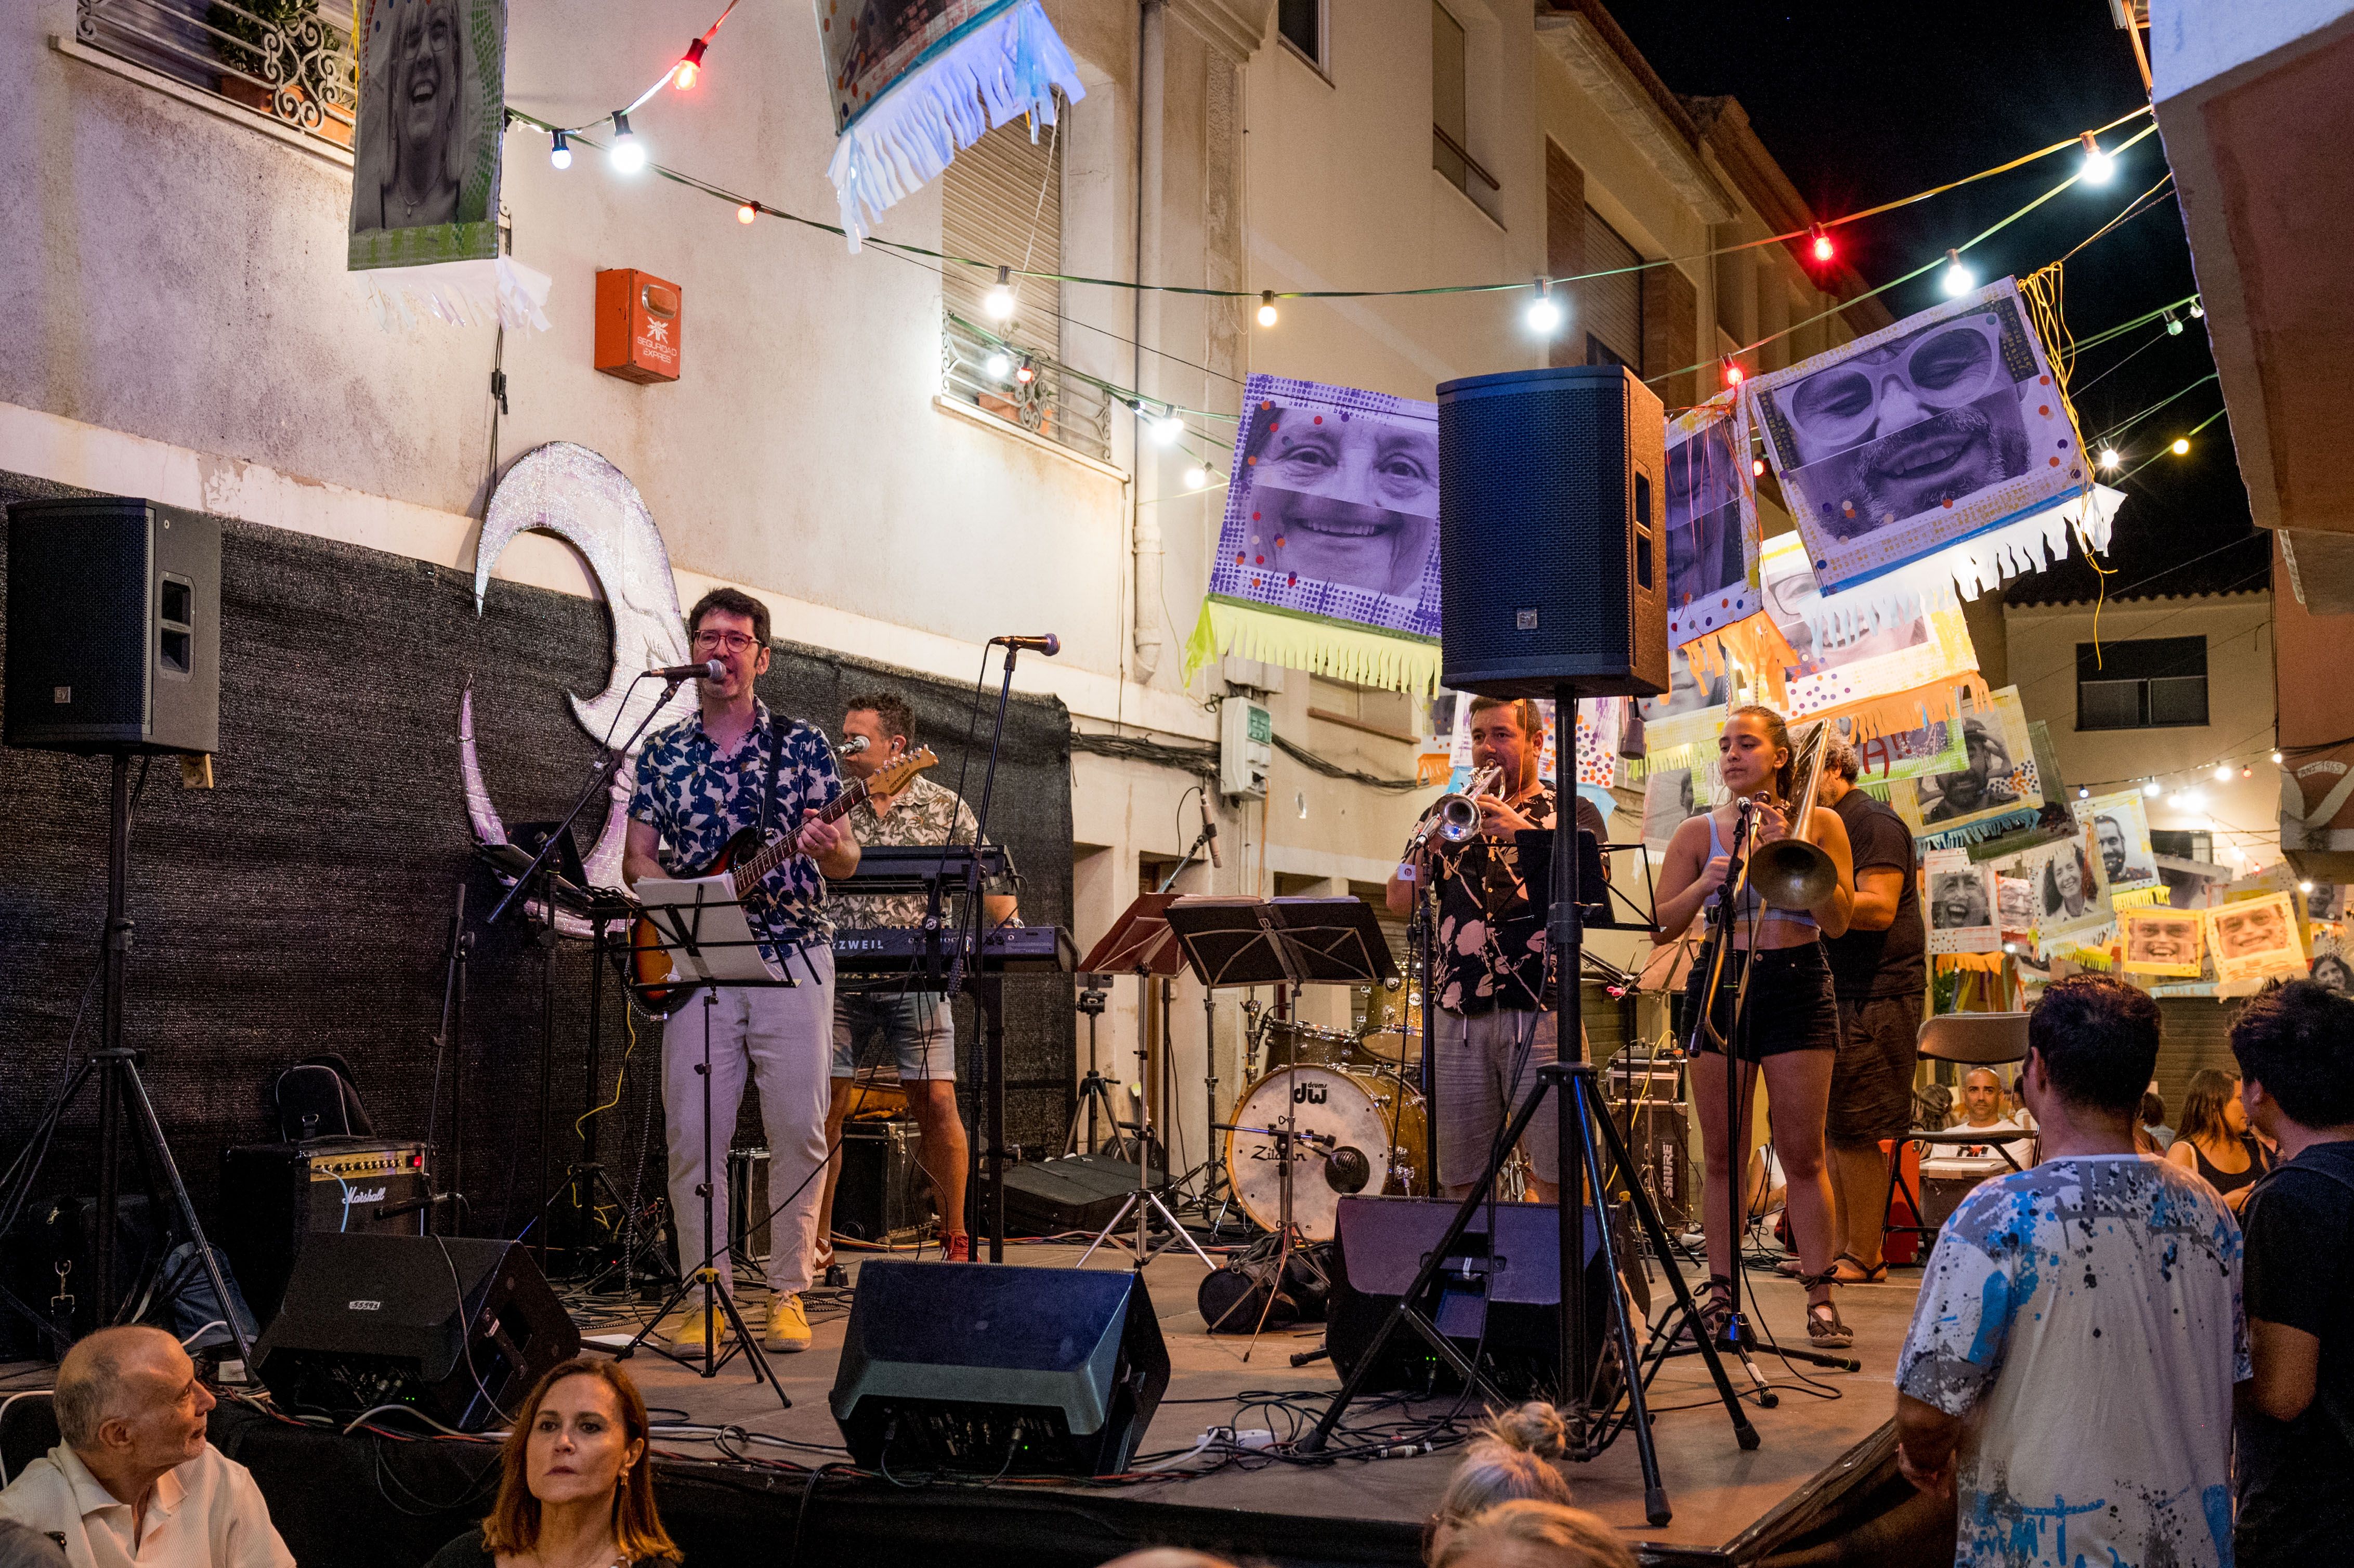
[990,634,1061,656]
[646,659,724,682]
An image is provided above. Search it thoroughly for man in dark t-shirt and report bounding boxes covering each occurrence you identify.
[2228,979,2354,1568]
[1814,742,1923,1279]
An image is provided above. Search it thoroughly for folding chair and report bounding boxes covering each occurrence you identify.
[1882,1012,2035,1260]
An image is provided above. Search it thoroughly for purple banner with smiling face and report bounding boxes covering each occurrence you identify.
[1185,375,1444,694]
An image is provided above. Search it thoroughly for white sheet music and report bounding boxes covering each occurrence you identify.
[633,874,787,983]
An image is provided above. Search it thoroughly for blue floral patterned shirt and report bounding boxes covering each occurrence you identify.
[627,699,844,962]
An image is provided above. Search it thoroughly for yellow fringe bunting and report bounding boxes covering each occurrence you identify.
[2109,885,2168,911]
[1182,597,1444,697]
[1934,952,2008,975]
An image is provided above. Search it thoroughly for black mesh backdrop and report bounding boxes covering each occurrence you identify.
[0,471,1075,1246]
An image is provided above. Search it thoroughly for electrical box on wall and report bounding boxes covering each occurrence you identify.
[594,269,682,384]
[1220,697,1272,800]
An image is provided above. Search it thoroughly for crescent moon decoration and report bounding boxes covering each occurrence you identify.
[461,442,698,934]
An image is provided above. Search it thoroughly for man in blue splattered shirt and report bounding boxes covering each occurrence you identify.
[1892,974,2247,1568]
[626,587,857,1357]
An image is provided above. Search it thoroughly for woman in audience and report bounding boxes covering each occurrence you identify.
[2164,1067,2272,1212]
[1423,1405,1573,1563]
[426,1359,679,1568]
[1434,1500,1634,1568]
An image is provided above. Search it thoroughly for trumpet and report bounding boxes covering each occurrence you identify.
[1432,765,1503,844]
[1749,720,1839,910]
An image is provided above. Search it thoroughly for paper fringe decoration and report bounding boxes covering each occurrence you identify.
[1184,596,1443,698]
[1917,805,2044,851]
[825,0,1086,250]
[1934,952,2008,974]
[1683,614,1797,709]
[355,257,552,333]
[2110,885,2169,911]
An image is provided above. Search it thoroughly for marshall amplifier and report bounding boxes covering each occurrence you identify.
[218,1140,431,1323]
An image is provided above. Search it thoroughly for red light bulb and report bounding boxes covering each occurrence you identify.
[1723,360,1744,388]
[1809,225,1833,264]
[674,37,708,90]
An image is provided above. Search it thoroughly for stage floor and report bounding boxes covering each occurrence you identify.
[579,1237,1923,1566]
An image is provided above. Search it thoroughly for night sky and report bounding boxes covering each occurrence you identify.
[1606,1,2265,604]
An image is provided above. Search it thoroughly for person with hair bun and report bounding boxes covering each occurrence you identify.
[1653,704,1858,1350]
[1422,1405,1572,1563]
[1433,1499,1634,1568]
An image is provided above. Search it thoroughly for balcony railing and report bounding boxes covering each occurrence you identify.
[941,313,1114,467]
[78,0,357,150]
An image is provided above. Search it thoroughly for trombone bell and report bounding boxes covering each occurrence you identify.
[1753,721,1838,911]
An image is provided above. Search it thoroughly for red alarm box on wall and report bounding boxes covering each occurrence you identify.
[594,269,682,383]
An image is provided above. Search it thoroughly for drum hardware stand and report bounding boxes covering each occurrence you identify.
[1302,687,1754,1528]
[1204,1111,1335,1362]
[1074,976,1217,1272]
[1065,976,1128,1157]
[0,754,255,1369]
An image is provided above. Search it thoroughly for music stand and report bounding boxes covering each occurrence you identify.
[1073,895,1214,1269]
[612,883,804,1410]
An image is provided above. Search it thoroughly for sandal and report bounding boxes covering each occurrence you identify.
[1828,1250,1889,1285]
[1796,1270,1854,1349]
[1678,1274,1737,1346]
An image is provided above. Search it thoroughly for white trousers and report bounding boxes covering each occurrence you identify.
[662,946,833,1297]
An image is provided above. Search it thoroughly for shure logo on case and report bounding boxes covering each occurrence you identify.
[347,1300,383,1311]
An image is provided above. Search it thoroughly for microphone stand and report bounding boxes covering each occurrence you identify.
[951,641,1022,1258]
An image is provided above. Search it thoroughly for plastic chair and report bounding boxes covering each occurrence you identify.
[1881,1013,2036,1259]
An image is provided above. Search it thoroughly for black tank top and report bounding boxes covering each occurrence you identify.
[2191,1134,2269,1196]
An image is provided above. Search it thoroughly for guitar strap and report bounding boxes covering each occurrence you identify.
[758,712,787,843]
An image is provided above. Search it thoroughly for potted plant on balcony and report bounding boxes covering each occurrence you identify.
[207,0,353,146]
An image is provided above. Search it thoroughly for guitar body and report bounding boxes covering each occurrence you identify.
[627,825,762,1019]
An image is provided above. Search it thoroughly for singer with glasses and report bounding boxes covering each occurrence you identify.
[1652,705,1858,1350]
[1385,696,1605,1203]
[814,690,1017,1266]
[623,587,857,1357]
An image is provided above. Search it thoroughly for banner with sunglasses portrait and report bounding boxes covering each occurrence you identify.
[1183,374,1443,696]
[1888,686,2044,848]
[348,0,506,270]
[1666,395,1761,649]
[1747,278,2088,597]
[2208,892,2304,985]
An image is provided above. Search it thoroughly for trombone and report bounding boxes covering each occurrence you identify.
[1748,720,1839,911]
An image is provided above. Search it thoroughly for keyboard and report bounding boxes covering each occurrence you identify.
[832,924,1078,977]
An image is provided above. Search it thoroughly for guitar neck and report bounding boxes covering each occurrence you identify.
[732,780,866,892]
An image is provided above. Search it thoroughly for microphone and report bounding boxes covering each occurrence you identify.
[649,660,724,682]
[840,734,871,755]
[990,634,1061,656]
[1199,791,1222,869]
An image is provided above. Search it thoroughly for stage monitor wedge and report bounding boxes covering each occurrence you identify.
[1436,364,1668,699]
[831,1260,1168,1476]
[5,496,221,755]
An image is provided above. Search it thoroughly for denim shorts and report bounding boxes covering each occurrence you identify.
[831,989,957,1081]
[1684,942,1842,1062]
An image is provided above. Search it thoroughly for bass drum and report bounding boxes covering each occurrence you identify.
[1226,1065,1427,1243]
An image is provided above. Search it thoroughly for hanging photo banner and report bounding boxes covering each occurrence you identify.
[819,0,1086,249]
[2122,908,2205,978]
[1666,394,1761,649]
[1184,375,1443,696]
[1443,695,1621,791]
[2082,790,2162,897]
[2003,832,2115,949]
[1924,847,1999,953]
[1889,686,2043,847]
[1641,767,1715,854]
[1996,874,2037,942]
[1747,277,2088,598]
[349,0,507,269]
[1847,715,1965,787]
[2207,892,2305,984]
[1757,530,1983,738]
[1627,643,1734,781]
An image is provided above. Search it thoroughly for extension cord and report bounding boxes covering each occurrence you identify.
[1201,1425,1276,1451]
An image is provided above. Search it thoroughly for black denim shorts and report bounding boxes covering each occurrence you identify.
[1684,942,1842,1062]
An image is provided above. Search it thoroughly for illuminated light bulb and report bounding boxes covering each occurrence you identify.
[1152,410,1184,446]
[2077,130,2115,186]
[2172,437,2191,456]
[737,203,756,224]
[985,265,1016,321]
[1257,291,1279,328]
[2142,780,2161,797]
[2301,880,2317,894]
[1723,359,1744,389]
[984,351,1012,379]
[2078,787,2090,800]
[673,38,707,90]
[1183,464,1209,490]
[1809,224,1834,263]
[1941,249,1974,297]
[2241,765,2253,779]
[2167,792,2185,808]
[1525,277,1561,335]
[2190,299,2205,319]
[2099,447,2121,471]
[2165,309,2184,336]
[549,129,572,170]
[2003,942,2018,955]
[1013,356,1036,385]
[1752,458,1766,477]
[2271,750,2284,764]
[609,112,645,173]
[2215,764,2234,783]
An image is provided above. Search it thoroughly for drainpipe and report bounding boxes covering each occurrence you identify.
[1131,0,1165,683]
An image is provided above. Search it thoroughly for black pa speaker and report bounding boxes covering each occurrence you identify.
[252,1233,578,1432]
[1326,1195,1618,1399]
[994,1153,1161,1235]
[5,496,221,754]
[1436,364,1668,698]
[831,1261,1169,1475]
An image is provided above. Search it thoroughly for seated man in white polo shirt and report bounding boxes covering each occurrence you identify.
[0,1326,294,1568]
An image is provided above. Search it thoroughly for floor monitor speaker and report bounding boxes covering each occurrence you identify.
[1436,365,1668,698]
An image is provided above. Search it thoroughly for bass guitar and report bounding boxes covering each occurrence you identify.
[627,746,938,1016]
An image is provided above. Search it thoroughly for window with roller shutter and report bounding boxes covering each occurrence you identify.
[1583,208,1644,373]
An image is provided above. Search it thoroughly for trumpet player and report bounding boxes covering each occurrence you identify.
[1653,705,1858,1351]
[1385,696,1607,1203]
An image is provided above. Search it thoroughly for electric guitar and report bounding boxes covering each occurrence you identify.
[627,746,939,1016]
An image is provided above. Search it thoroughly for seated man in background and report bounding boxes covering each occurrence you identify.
[1893,975,2245,1568]
[0,1326,294,1568]
[2227,979,2354,1568]
[1921,1067,2023,1180]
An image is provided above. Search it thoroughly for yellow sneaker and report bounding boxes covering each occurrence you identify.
[764,1292,812,1353]
[665,1305,729,1352]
